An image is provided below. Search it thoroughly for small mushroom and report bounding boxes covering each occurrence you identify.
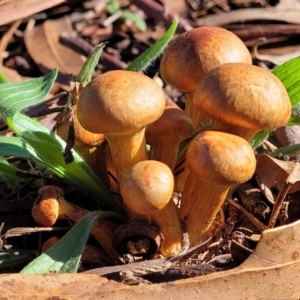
[179,131,256,246]
[145,105,193,171]
[32,185,120,262]
[76,70,166,220]
[160,26,252,129]
[120,160,182,257]
[193,63,292,141]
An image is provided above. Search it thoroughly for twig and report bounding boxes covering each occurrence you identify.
[226,198,268,233]
[0,19,22,65]
[131,0,193,33]
[59,32,127,70]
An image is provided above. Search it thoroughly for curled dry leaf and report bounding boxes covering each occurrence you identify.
[24,16,85,86]
[0,0,65,26]
[256,154,300,203]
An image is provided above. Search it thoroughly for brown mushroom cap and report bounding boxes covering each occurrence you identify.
[146,105,193,144]
[186,131,256,186]
[160,26,252,93]
[119,160,174,215]
[193,63,291,133]
[77,70,166,135]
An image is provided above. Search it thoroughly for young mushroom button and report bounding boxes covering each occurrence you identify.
[179,131,256,247]
[193,63,292,141]
[160,26,252,129]
[120,160,182,257]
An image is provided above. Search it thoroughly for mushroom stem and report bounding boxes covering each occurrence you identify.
[106,129,148,181]
[32,186,120,262]
[151,200,182,257]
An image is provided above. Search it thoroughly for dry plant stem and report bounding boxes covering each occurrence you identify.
[131,0,193,33]
[268,181,292,229]
[32,186,120,262]
[226,198,268,232]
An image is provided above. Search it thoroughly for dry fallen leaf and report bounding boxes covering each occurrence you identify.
[1,220,300,299]
[24,16,85,86]
[255,154,300,204]
[0,0,65,26]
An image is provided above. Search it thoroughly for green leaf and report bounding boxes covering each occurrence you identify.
[0,136,35,158]
[0,250,32,269]
[106,0,120,14]
[20,211,116,273]
[6,112,121,213]
[121,10,147,32]
[287,116,300,126]
[251,130,270,149]
[126,18,178,72]
[0,69,57,119]
[269,144,300,158]
[76,44,106,86]
[272,57,300,107]
[0,156,20,188]
[0,72,9,84]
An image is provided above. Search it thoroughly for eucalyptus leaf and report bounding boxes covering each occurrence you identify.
[0,69,58,119]
[76,44,106,86]
[6,112,121,213]
[126,18,178,72]
[20,211,116,274]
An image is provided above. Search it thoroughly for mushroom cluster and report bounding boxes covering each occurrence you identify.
[43,26,292,261]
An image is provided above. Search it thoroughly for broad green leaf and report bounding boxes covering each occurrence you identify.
[76,44,106,86]
[251,130,270,149]
[121,10,147,32]
[0,156,19,188]
[0,250,32,269]
[0,69,58,119]
[126,18,178,72]
[20,211,117,273]
[6,112,121,213]
[272,57,300,107]
[0,136,35,158]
